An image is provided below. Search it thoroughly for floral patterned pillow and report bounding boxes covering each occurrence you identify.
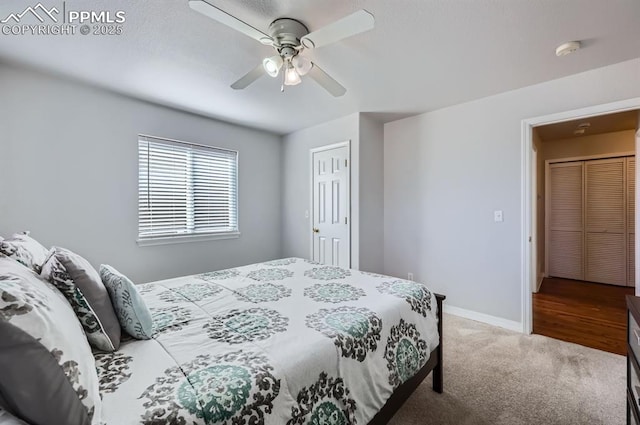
[0,256,102,425]
[100,265,153,340]
[0,232,49,273]
[40,247,121,352]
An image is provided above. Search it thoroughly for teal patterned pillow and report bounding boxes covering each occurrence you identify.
[99,265,153,340]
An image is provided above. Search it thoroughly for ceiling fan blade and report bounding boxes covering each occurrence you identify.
[301,10,374,49]
[231,63,265,90]
[189,0,273,44]
[307,64,346,97]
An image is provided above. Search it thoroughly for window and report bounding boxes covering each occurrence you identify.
[138,135,238,244]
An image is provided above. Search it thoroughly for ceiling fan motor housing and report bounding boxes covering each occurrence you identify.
[269,18,309,52]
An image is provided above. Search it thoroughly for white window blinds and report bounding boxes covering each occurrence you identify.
[138,135,238,241]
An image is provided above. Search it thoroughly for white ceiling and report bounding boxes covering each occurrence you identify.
[0,0,639,134]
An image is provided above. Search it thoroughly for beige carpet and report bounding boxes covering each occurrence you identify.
[388,314,625,425]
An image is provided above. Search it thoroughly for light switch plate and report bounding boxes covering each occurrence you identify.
[494,210,504,222]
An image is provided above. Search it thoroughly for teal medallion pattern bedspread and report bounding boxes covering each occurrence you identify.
[98,258,440,425]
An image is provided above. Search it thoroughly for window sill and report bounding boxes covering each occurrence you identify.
[137,231,240,247]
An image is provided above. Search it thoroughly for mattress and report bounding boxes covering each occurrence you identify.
[97,258,440,425]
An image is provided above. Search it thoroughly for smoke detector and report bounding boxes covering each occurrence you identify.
[573,122,590,136]
[556,41,581,57]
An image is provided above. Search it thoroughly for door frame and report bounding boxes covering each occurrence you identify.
[309,140,352,266]
[521,97,640,334]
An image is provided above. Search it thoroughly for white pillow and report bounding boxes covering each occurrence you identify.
[0,232,49,273]
[0,409,28,425]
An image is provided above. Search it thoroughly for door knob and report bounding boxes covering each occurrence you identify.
[313,228,319,233]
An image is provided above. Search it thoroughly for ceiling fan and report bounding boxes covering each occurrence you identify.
[188,0,375,97]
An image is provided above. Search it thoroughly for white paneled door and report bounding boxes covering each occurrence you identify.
[311,144,350,267]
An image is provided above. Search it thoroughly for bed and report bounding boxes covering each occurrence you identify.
[96,258,445,425]
[0,244,444,425]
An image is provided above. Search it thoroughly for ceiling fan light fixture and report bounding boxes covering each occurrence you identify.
[292,55,313,76]
[284,62,302,86]
[263,55,283,77]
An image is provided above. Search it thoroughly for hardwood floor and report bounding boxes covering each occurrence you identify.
[533,277,634,355]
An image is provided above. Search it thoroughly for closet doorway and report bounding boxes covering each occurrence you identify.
[546,155,635,287]
[532,110,638,354]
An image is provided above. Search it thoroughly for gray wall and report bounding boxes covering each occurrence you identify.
[358,114,384,274]
[0,63,282,283]
[280,112,385,273]
[384,58,640,324]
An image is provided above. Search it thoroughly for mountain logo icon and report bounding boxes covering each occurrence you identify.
[1,3,59,24]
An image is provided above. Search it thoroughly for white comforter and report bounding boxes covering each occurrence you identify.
[96,258,440,425]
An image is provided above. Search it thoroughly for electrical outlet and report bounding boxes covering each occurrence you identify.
[494,210,504,222]
[408,272,414,281]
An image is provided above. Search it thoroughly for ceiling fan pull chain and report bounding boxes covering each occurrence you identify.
[281,69,286,92]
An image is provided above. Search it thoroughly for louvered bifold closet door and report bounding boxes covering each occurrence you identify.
[585,158,626,286]
[548,162,584,280]
[628,157,635,287]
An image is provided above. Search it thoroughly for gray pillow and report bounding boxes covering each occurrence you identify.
[0,256,101,424]
[0,321,90,425]
[41,247,121,352]
[100,265,153,340]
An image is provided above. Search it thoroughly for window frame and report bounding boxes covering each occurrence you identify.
[136,134,240,246]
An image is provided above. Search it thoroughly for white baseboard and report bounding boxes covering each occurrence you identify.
[443,304,523,333]
[535,272,544,293]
